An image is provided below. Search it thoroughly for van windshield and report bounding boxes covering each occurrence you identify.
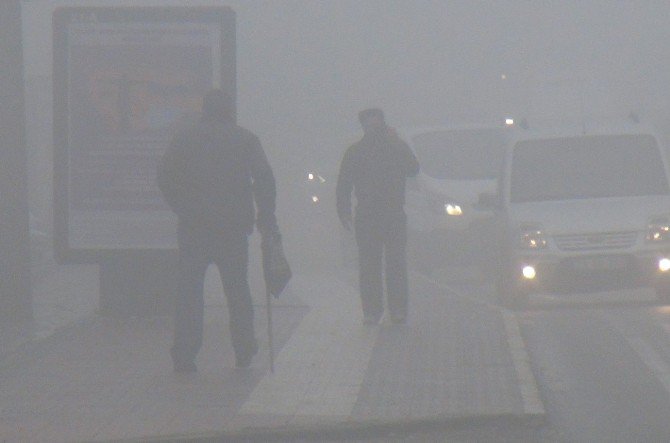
[411,128,506,180]
[510,134,670,203]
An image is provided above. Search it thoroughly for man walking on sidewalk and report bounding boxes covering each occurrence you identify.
[157,89,280,372]
[336,108,419,325]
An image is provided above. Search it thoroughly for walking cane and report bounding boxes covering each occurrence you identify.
[262,232,291,375]
[266,285,275,373]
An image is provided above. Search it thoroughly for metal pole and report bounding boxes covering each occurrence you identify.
[0,0,32,321]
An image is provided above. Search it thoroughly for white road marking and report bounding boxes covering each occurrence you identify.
[624,336,670,394]
[415,271,545,415]
[240,275,379,419]
[604,311,670,398]
[501,309,546,415]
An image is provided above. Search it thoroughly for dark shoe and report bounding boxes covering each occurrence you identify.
[236,341,259,368]
[174,360,197,373]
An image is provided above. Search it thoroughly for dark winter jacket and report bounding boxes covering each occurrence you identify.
[157,120,276,236]
[336,128,419,221]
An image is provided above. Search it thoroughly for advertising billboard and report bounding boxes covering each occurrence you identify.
[53,7,235,261]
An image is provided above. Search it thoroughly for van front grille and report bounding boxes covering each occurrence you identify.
[553,231,638,251]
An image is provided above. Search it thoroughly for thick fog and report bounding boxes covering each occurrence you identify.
[6,0,670,441]
[22,1,670,259]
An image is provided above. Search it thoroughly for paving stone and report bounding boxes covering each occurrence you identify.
[0,272,542,442]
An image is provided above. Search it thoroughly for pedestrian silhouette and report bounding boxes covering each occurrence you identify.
[336,108,419,325]
[157,89,281,372]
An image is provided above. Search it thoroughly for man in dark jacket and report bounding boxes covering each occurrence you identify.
[157,89,278,372]
[336,108,419,325]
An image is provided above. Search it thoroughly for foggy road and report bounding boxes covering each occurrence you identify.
[520,295,670,442]
[430,255,670,442]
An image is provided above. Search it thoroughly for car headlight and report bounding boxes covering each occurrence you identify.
[647,216,670,242]
[518,225,547,249]
[426,192,463,216]
[445,203,463,216]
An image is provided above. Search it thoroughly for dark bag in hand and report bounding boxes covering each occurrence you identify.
[261,233,292,297]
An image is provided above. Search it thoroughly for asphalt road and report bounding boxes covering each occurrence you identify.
[434,258,670,443]
[520,290,670,443]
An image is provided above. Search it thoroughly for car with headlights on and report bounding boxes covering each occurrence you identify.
[479,119,670,308]
[402,124,512,270]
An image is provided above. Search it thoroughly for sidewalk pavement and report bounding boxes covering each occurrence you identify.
[0,263,544,442]
[0,252,98,365]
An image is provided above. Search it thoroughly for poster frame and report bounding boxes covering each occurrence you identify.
[53,6,236,263]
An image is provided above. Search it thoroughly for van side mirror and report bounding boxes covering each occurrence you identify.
[477,192,501,210]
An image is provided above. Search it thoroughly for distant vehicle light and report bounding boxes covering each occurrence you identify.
[522,265,537,280]
[307,172,326,183]
[647,216,670,242]
[445,204,463,216]
[505,118,514,126]
[659,258,670,272]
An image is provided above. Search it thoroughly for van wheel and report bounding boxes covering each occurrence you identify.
[655,282,670,305]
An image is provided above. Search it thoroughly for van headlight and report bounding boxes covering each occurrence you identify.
[647,216,670,242]
[518,225,547,249]
[445,203,463,216]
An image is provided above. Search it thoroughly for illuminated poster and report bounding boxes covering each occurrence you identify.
[54,8,235,258]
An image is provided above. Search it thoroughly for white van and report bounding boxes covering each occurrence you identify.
[402,124,511,269]
[480,119,670,307]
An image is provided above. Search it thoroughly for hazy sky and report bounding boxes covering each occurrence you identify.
[19,0,670,222]
[13,0,670,294]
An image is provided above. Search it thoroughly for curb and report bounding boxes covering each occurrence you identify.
[413,271,547,417]
[101,412,547,443]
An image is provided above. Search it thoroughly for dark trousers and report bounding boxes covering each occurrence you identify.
[171,227,256,365]
[354,213,409,321]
